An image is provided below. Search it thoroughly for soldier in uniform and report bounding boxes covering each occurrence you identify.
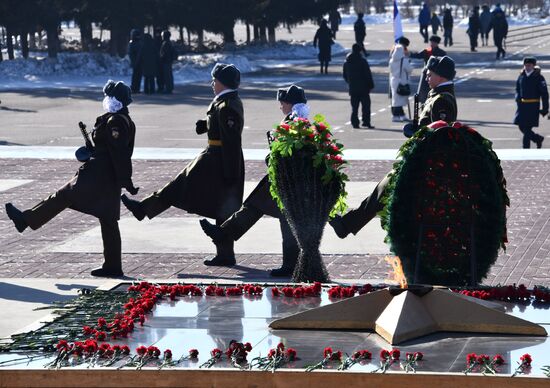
[331,56,458,238]
[514,57,549,149]
[199,85,307,277]
[121,63,244,267]
[410,35,446,104]
[5,80,138,277]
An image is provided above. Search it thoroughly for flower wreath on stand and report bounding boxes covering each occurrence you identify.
[379,121,509,286]
[267,114,348,282]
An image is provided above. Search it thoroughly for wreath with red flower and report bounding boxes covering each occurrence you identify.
[379,121,509,286]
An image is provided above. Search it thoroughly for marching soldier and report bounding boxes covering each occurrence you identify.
[121,63,244,266]
[332,56,458,237]
[5,80,138,277]
[200,85,307,277]
[514,57,549,149]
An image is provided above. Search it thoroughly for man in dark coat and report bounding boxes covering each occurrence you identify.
[329,9,342,39]
[153,28,164,93]
[6,81,138,277]
[313,19,334,74]
[343,43,374,129]
[128,29,142,93]
[479,5,492,46]
[159,30,177,94]
[489,6,508,59]
[139,33,158,94]
[354,13,366,49]
[418,3,431,43]
[443,8,453,47]
[331,58,458,238]
[200,85,307,277]
[514,57,549,148]
[410,35,447,104]
[467,6,481,52]
[122,63,244,266]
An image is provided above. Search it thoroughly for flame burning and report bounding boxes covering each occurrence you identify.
[385,256,408,289]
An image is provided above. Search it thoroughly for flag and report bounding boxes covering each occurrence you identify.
[393,0,403,42]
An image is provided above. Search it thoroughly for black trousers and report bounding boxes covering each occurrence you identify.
[495,38,506,58]
[419,25,429,42]
[469,32,478,50]
[340,174,390,235]
[519,125,543,149]
[391,106,405,116]
[140,184,235,257]
[22,190,122,271]
[161,63,174,93]
[131,67,142,93]
[444,28,453,46]
[143,76,155,94]
[350,93,371,127]
[221,203,300,269]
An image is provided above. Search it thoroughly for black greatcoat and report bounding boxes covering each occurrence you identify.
[155,91,244,220]
[62,111,136,221]
[314,25,334,62]
[343,52,374,96]
[514,68,549,128]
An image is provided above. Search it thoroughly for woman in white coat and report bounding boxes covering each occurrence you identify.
[389,37,413,122]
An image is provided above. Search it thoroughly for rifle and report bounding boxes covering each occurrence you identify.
[412,93,420,131]
[75,121,94,162]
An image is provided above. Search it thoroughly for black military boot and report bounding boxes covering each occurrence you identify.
[5,203,28,233]
[270,220,299,277]
[203,223,236,267]
[536,135,544,149]
[121,194,145,221]
[90,267,124,277]
[199,219,226,243]
[329,215,349,239]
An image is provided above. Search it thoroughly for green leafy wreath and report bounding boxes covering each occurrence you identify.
[379,121,509,286]
[267,114,348,217]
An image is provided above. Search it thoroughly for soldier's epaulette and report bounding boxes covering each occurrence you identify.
[216,100,228,109]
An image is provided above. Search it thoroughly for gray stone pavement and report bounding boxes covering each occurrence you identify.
[0,157,549,288]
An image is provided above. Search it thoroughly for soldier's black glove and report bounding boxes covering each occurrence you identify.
[196,119,207,135]
[540,110,548,117]
[125,184,139,195]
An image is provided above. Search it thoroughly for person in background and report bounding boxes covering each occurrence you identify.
[313,19,334,74]
[343,43,375,129]
[479,5,492,46]
[490,5,508,60]
[467,6,481,52]
[411,35,446,104]
[153,28,164,92]
[122,64,244,267]
[443,8,454,47]
[128,29,142,93]
[159,30,177,94]
[329,8,342,39]
[354,13,366,51]
[389,37,413,122]
[418,3,431,43]
[514,57,548,149]
[431,12,441,35]
[139,33,157,94]
[5,81,137,277]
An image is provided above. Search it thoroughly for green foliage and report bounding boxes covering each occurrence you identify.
[267,115,348,217]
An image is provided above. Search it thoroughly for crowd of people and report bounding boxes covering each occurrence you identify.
[128,28,178,94]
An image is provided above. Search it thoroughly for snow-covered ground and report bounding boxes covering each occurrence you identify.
[0,41,346,90]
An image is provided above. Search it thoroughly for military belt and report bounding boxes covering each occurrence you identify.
[521,98,539,103]
[208,139,223,146]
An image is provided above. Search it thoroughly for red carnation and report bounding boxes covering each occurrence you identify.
[428,120,448,129]
[391,349,401,360]
[520,353,532,366]
[189,349,199,358]
[271,287,280,297]
[286,348,297,361]
[97,317,107,328]
[164,349,172,360]
[136,346,147,356]
[95,331,106,341]
[493,354,504,365]
[380,349,391,360]
[414,351,423,361]
[244,342,253,352]
[323,347,333,358]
